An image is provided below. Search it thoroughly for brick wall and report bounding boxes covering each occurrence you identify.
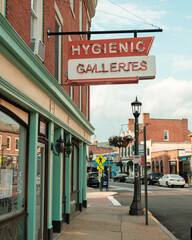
[139,113,191,143]
[5,0,92,120]
[89,145,114,154]
[6,0,31,46]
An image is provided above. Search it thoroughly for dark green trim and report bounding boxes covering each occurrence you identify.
[0,76,91,144]
[0,13,94,137]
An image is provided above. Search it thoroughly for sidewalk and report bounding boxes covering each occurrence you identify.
[55,187,178,240]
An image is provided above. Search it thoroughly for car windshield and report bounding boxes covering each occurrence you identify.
[90,173,98,177]
[152,173,161,176]
[169,175,182,178]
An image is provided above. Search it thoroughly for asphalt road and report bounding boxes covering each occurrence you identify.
[110,181,192,240]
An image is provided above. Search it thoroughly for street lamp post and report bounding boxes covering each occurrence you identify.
[129,97,144,216]
[89,151,93,172]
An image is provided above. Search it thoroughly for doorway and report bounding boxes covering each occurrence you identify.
[36,142,46,240]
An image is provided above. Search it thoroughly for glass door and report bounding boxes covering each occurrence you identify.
[36,142,45,240]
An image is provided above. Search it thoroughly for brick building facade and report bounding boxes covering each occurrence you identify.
[0,1,97,240]
[128,113,191,178]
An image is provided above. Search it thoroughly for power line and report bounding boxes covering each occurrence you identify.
[107,0,161,29]
[97,10,153,27]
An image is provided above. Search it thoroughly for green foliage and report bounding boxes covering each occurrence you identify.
[108,135,134,147]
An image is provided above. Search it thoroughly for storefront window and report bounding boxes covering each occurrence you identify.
[0,111,27,218]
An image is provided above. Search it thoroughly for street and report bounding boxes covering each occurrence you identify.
[109,181,192,240]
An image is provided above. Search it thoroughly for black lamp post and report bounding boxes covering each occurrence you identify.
[129,97,144,216]
[89,151,93,172]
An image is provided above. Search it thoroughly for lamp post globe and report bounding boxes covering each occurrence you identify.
[129,97,144,216]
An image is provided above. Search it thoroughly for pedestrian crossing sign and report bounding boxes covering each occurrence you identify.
[95,155,106,165]
[97,166,104,171]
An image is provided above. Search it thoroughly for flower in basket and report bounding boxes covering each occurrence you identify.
[108,135,134,148]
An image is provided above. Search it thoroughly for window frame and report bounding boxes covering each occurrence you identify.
[164,130,169,141]
[15,138,19,151]
[70,0,76,19]
[86,86,89,119]
[79,86,82,111]
[31,0,43,40]
[7,136,11,150]
[79,0,83,39]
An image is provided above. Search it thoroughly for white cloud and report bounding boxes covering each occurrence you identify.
[142,77,192,120]
[91,77,192,141]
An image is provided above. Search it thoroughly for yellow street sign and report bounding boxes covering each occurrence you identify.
[95,155,106,165]
[0,158,2,163]
[97,166,104,171]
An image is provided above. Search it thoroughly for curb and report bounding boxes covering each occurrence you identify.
[108,195,178,240]
[148,211,178,240]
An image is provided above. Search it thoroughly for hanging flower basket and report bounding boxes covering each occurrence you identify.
[108,135,134,148]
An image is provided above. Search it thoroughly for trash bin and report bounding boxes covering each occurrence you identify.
[100,175,108,191]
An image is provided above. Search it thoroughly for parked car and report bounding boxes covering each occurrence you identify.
[158,174,185,188]
[126,174,134,183]
[113,173,128,182]
[87,172,99,187]
[146,172,161,185]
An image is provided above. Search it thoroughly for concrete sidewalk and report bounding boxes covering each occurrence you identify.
[54,188,178,240]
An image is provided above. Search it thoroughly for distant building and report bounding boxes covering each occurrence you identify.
[127,113,191,178]
[88,136,119,176]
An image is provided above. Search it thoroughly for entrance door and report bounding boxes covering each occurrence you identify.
[36,142,46,240]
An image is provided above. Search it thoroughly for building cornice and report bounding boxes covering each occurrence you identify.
[0,13,94,138]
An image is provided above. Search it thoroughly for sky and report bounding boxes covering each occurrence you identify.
[89,0,192,142]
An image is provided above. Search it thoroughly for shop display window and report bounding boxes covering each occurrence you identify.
[0,110,27,219]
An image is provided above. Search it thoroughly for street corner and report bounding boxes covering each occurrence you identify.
[87,190,118,198]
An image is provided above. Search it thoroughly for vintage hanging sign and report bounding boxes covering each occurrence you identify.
[68,37,156,85]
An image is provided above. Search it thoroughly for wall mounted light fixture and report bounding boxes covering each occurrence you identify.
[65,141,72,157]
[51,135,72,157]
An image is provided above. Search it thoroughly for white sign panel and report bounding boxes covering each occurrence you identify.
[68,56,156,81]
[133,155,141,164]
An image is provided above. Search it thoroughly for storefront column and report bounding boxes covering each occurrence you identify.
[65,133,71,224]
[27,112,39,240]
[82,143,87,208]
[79,142,83,211]
[48,122,54,239]
[52,128,63,232]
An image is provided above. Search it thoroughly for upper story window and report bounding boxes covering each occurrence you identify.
[147,148,150,156]
[55,18,62,82]
[15,138,19,151]
[86,86,89,119]
[0,0,5,16]
[55,4,63,83]
[0,135,2,149]
[70,0,75,17]
[79,0,83,34]
[86,10,91,40]
[7,137,11,150]
[79,86,82,111]
[164,130,169,141]
[31,0,43,39]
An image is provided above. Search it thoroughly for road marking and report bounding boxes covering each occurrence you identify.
[108,196,121,206]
